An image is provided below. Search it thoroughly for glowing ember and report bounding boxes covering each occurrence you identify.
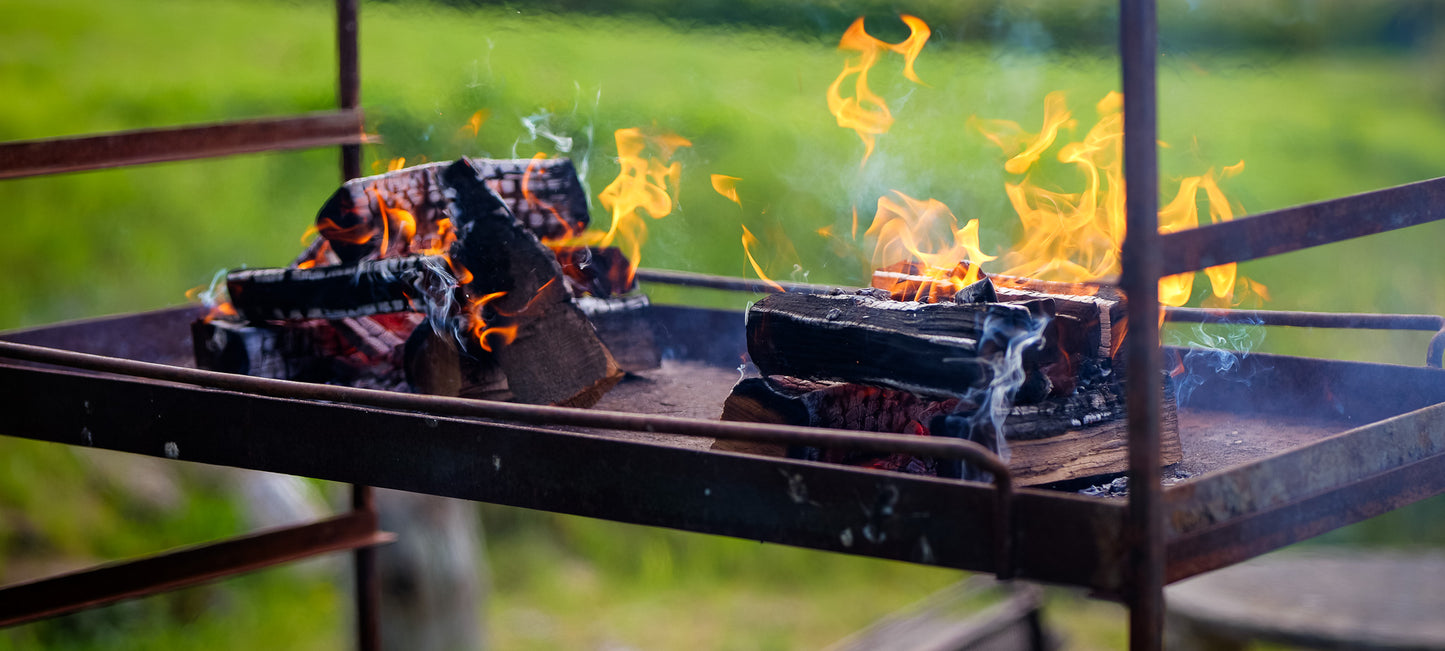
[826,15,931,166]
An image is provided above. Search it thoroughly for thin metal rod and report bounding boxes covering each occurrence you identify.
[338,0,362,182]
[0,111,370,180]
[1120,0,1164,648]
[0,337,1019,576]
[1159,175,1445,277]
[636,267,837,295]
[335,1,372,649]
[0,340,1010,479]
[0,511,391,628]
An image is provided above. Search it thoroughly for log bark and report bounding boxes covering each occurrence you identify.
[719,374,1181,486]
[872,263,1126,360]
[443,158,622,407]
[746,291,1057,400]
[312,157,589,263]
[227,256,455,322]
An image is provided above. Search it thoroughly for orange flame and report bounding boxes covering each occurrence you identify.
[973,91,1260,308]
[741,224,784,292]
[554,128,691,284]
[826,15,931,166]
[711,174,742,205]
[465,290,519,353]
[864,190,996,301]
[461,109,491,138]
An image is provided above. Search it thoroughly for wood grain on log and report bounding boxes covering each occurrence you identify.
[719,374,1181,486]
[312,157,589,264]
[746,291,1055,400]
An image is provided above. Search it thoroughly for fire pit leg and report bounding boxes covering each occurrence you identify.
[352,484,380,651]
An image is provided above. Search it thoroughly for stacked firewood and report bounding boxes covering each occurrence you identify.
[193,157,659,407]
[721,262,1181,485]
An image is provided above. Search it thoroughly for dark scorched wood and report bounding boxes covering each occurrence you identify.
[746,291,1055,399]
[227,256,454,322]
[314,156,589,263]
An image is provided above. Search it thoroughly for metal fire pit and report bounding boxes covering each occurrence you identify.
[3,295,1443,601]
[5,0,1445,649]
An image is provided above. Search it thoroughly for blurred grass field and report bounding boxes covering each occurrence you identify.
[3,0,1445,648]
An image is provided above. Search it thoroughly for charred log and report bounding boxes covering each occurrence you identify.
[226,256,455,322]
[553,246,636,298]
[192,315,419,391]
[442,159,623,406]
[745,291,1058,400]
[312,157,589,264]
[719,374,1181,486]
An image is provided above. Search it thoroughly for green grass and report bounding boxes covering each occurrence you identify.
[4,0,1445,648]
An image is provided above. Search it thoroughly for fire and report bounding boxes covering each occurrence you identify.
[461,109,490,138]
[551,127,691,284]
[741,224,784,292]
[464,290,519,353]
[711,174,742,205]
[972,91,1260,307]
[864,191,996,299]
[826,15,931,166]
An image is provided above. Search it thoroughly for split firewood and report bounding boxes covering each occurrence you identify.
[192,314,420,391]
[552,245,637,298]
[745,291,1059,401]
[441,157,623,407]
[872,261,1127,360]
[720,373,1181,486]
[226,255,455,322]
[311,157,589,264]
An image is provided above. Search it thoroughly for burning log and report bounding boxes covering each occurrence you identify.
[720,374,1181,485]
[226,256,455,322]
[312,157,589,264]
[873,262,1126,360]
[745,291,1058,401]
[192,314,420,391]
[199,157,623,407]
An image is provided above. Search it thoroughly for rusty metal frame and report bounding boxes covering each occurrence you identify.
[0,110,370,180]
[0,0,384,648]
[4,0,1445,649]
[0,511,394,628]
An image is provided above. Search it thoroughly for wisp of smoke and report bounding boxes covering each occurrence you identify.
[1168,316,1271,408]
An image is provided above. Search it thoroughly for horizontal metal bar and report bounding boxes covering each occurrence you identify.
[1166,308,1443,331]
[1166,443,1445,585]
[0,340,1010,480]
[635,267,836,295]
[636,268,1445,365]
[1159,175,1445,277]
[0,110,373,180]
[0,360,1118,590]
[0,511,392,628]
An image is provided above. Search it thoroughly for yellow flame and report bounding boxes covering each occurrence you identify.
[461,109,491,137]
[711,174,742,205]
[973,91,1259,308]
[864,190,996,299]
[742,224,784,292]
[826,15,931,166]
[554,128,691,283]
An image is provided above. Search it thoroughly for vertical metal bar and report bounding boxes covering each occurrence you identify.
[351,485,379,651]
[1119,0,1164,649]
[338,0,362,181]
[337,1,375,650]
